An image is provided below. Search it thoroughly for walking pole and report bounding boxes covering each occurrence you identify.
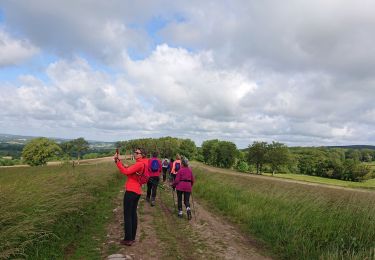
[191,192,196,219]
[172,188,176,212]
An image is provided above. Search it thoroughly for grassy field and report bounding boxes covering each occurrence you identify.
[263,172,375,190]
[192,165,375,259]
[0,162,122,259]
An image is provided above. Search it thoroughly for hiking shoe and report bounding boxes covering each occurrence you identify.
[120,239,133,246]
[187,209,192,220]
[151,200,155,207]
[178,211,183,218]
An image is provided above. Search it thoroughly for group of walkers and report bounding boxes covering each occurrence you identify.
[113,148,194,246]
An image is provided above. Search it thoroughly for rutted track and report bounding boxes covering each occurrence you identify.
[101,184,272,260]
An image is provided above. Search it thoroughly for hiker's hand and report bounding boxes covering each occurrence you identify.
[113,154,119,163]
[123,163,129,168]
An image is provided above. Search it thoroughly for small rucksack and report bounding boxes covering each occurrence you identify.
[137,163,149,185]
[162,159,169,168]
[175,162,181,172]
[151,159,160,172]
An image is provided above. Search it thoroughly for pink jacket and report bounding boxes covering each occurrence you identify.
[173,166,194,192]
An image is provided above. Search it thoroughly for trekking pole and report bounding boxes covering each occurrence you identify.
[172,188,176,212]
[191,192,196,219]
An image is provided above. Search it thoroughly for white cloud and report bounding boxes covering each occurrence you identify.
[1,1,375,146]
[0,1,155,64]
[0,28,38,67]
[124,44,257,120]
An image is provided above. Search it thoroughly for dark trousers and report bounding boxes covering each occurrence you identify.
[162,168,168,181]
[146,176,160,200]
[123,191,140,241]
[171,173,177,182]
[176,190,191,211]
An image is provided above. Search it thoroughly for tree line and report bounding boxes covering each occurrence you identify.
[15,136,375,182]
[201,140,374,182]
[115,136,197,160]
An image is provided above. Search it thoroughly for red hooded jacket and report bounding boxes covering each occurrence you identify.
[116,157,148,195]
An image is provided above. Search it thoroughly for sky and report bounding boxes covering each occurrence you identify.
[0,0,374,148]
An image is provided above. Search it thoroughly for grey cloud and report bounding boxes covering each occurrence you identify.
[161,0,375,77]
[1,0,375,147]
[0,1,164,64]
[0,28,38,67]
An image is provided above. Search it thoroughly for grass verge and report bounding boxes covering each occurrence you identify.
[192,165,375,259]
[0,162,122,259]
[262,172,375,190]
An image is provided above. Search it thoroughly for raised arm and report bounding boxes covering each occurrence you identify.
[116,161,143,176]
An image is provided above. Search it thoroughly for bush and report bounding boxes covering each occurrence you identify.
[0,158,15,166]
[22,138,62,166]
[235,161,249,172]
[83,153,99,159]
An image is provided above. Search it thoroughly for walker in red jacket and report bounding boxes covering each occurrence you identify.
[146,152,162,206]
[172,157,195,220]
[114,147,148,246]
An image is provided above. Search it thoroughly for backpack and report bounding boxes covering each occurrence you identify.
[136,163,149,185]
[150,159,160,172]
[162,159,169,168]
[175,162,181,172]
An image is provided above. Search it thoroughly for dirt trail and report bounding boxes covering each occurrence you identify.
[101,188,271,260]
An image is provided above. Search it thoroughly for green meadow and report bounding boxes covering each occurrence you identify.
[2,160,375,259]
[0,162,122,259]
[193,165,375,259]
[263,172,375,190]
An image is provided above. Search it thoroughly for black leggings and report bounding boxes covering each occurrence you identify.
[123,191,140,241]
[162,168,168,181]
[146,176,160,200]
[176,190,191,211]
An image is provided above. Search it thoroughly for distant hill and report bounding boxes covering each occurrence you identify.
[0,133,115,149]
[239,144,375,152]
[325,145,375,150]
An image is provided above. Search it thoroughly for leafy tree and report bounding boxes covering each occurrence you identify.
[178,139,197,159]
[266,141,290,175]
[352,164,371,181]
[72,138,89,160]
[345,149,361,161]
[22,137,62,166]
[201,139,219,164]
[360,149,373,162]
[116,136,197,159]
[247,141,268,174]
[216,141,237,168]
[195,147,204,162]
[60,141,74,157]
[200,139,238,168]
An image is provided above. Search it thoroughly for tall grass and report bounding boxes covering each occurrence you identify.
[263,172,375,190]
[0,162,122,259]
[193,166,375,259]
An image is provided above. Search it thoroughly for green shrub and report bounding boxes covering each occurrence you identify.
[83,153,99,159]
[235,161,249,172]
[0,158,15,166]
